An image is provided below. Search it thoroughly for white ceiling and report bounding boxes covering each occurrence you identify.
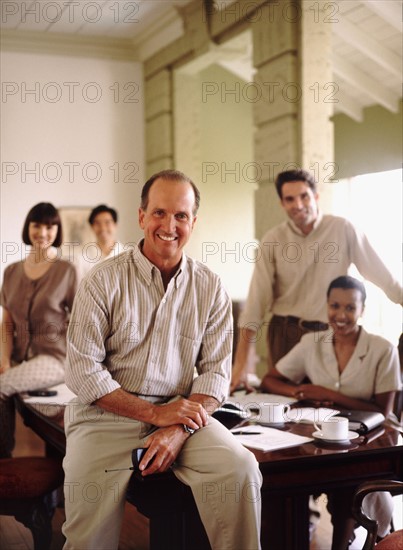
[0,0,190,37]
[331,0,402,121]
[1,0,401,122]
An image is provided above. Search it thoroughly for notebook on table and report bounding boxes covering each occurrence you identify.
[213,392,297,421]
[335,410,385,434]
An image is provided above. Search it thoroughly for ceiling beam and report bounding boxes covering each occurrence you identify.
[332,16,401,78]
[209,0,267,41]
[175,41,249,75]
[334,91,364,123]
[333,53,399,113]
[361,0,402,33]
[130,6,185,61]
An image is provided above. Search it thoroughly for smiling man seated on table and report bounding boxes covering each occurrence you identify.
[62,169,262,550]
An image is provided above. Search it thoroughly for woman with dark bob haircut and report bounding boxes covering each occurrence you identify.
[0,202,77,457]
[262,275,401,549]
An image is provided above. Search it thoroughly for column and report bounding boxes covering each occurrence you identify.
[252,0,334,238]
[145,69,174,177]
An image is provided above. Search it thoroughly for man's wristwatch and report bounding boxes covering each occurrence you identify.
[183,424,195,434]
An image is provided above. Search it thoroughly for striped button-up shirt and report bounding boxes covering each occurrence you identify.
[66,243,233,405]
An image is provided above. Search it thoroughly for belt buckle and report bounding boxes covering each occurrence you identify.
[299,319,317,331]
[298,318,307,331]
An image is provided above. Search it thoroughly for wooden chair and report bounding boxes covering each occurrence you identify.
[352,480,403,550]
[0,456,64,550]
[395,334,403,420]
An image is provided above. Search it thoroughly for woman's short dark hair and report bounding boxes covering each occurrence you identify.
[275,169,317,199]
[140,170,200,215]
[326,275,367,305]
[88,204,118,225]
[22,202,63,247]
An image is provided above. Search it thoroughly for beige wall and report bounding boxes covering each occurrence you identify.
[1,45,401,297]
[1,50,144,280]
[334,102,403,179]
[175,64,256,300]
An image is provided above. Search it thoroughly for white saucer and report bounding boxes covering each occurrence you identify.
[312,430,360,443]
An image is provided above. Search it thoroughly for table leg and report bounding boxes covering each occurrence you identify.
[261,493,310,550]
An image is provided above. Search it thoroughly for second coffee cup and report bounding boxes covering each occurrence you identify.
[259,402,291,424]
[313,416,349,440]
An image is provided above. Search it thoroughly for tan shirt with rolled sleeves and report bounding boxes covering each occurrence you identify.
[0,259,77,363]
[239,213,403,329]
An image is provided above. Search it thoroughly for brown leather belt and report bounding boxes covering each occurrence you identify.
[279,315,328,332]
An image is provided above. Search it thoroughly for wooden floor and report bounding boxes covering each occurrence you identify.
[0,414,341,550]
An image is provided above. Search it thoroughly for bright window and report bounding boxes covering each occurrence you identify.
[329,169,402,345]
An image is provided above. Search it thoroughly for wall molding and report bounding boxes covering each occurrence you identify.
[1,29,139,61]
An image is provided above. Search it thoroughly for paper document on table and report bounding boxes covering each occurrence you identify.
[292,407,340,424]
[230,425,313,452]
[23,383,76,405]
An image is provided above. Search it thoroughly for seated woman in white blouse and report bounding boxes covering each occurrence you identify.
[261,275,401,550]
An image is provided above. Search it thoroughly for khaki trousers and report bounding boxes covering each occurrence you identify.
[62,398,262,550]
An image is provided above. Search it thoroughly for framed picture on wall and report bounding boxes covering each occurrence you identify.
[59,207,93,248]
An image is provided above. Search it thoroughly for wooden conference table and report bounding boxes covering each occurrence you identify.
[15,396,403,550]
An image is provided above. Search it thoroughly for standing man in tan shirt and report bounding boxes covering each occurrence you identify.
[231,169,402,392]
[63,170,262,550]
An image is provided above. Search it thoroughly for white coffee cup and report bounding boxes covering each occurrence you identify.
[259,402,291,424]
[313,416,349,440]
